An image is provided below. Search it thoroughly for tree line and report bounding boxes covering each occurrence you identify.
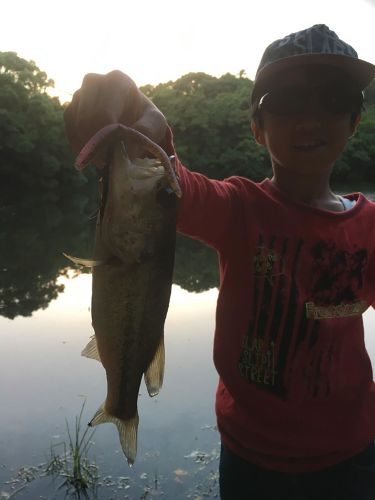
[1,52,374,318]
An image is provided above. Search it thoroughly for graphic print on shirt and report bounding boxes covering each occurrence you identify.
[306,240,368,319]
[238,234,368,400]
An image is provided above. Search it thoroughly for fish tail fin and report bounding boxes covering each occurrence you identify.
[144,336,165,397]
[88,404,139,466]
[81,335,101,362]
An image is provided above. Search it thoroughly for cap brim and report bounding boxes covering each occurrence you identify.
[252,53,375,101]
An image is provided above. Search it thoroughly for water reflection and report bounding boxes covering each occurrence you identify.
[0,201,219,320]
[0,276,220,498]
[0,166,98,319]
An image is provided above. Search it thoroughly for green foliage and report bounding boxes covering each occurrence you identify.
[141,72,271,181]
[364,79,375,106]
[0,52,98,319]
[0,51,54,95]
[333,104,375,183]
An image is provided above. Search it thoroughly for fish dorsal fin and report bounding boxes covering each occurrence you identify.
[144,336,165,397]
[81,335,101,362]
[88,404,139,466]
[63,253,105,267]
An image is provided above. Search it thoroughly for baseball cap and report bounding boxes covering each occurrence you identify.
[251,24,375,102]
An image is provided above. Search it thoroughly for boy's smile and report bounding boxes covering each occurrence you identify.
[292,141,327,152]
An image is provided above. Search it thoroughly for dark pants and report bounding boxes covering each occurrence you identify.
[219,442,375,500]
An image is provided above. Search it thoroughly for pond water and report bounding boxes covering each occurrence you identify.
[0,277,221,499]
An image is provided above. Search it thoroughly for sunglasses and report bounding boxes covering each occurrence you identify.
[257,84,364,116]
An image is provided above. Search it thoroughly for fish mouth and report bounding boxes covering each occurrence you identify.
[293,140,327,152]
[75,124,182,198]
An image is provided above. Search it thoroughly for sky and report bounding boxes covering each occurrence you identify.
[2,0,375,103]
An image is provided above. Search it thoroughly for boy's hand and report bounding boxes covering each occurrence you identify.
[64,70,168,164]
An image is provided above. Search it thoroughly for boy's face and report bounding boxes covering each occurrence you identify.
[251,66,361,175]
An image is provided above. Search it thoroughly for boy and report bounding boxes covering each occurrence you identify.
[65,25,375,499]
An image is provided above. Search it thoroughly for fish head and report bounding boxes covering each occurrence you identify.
[98,141,175,263]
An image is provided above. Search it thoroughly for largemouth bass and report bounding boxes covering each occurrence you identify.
[65,124,181,465]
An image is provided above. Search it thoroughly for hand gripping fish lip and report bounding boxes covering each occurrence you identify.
[75,123,182,198]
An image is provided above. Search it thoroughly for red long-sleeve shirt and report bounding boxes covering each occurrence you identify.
[174,157,375,472]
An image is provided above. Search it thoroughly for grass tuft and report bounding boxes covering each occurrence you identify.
[45,400,99,499]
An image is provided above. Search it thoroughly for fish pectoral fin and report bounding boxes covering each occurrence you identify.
[81,335,101,362]
[88,404,139,466]
[63,252,105,267]
[144,336,165,397]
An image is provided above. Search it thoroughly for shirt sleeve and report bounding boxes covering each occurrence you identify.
[174,157,241,250]
[163,125,243,250]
